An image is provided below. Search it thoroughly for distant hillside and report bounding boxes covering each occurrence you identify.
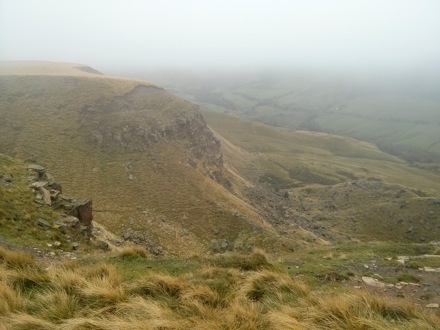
[203,110,440,243]
[142,70,440,163]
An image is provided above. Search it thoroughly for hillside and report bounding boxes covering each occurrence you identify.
[1,62,440,327]
[0,61,297,256]
[143,70,440,163]
[203,110,440,243]
[1,62,440,252]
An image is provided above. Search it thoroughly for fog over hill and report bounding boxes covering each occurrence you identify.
[1,2,440,327]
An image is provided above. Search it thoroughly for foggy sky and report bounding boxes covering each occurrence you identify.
[1,0,440,74]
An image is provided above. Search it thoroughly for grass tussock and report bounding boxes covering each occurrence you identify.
[209,249,272,271]
[0,281,24,315]
[0,247,36,270]
[0,247,438,329]
[118,245,149,259]
[238,270,310,305]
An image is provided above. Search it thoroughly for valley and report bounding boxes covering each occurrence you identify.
[0,62,439,328]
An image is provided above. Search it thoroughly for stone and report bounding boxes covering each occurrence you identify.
[49,181,62,193]
[28,164,45,172]
[426,303,439,308]
[362,276,386,288]
[56,216,80,228]
[423,266,440,273]
[30,181,48,188]
[40,187,51,205]
[71,242,79,250]
[36,218,51,229]
[66,199,93,235]
[128,174,134,180]
[94,240,110,250]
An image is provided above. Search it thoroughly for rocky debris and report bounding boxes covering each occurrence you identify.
[65,199,93,236]
[27,164,94,243]
[211,239,230,252]
[121,229,164,256]
[421,266,440,273]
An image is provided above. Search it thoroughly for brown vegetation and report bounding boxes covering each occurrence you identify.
[0,247,438,329]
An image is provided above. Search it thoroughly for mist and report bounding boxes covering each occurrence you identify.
[1,0,440,77]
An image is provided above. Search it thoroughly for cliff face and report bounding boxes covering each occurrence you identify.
[80,85,227,185]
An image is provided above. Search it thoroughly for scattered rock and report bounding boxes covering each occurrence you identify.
[27,164,94,241]
[93,240,110,250]
[425,303,439,308]
[71,242,79,250]
[396,256,409,265]
[422,266,440,273]
[362,276,386,288]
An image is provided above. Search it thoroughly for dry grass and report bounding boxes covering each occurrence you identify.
[0,281,24,315]
[0,242,439,329]
[0,247,36,270]
[118,245,149,258]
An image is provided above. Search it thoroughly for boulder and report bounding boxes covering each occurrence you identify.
[36,218,51,229]
[362,276,386,288]
[66,199,93,235]
[27,164,45,172]
[40,187,52,206]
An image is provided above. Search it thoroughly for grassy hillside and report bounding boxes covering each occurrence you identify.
[203,111,440,242]
[0,62,292,256]
[146,70,440,163]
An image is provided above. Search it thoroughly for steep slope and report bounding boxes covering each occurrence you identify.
[203,110,440,242]
[0,62,302,256]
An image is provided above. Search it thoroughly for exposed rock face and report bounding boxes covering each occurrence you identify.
[66,200,93,235]
[79,86,228,186]
[28,164,93,237]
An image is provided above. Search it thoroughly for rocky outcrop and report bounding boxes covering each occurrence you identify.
[65,200,93,236]
[80,85,229,186]
[28,164,93,237]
